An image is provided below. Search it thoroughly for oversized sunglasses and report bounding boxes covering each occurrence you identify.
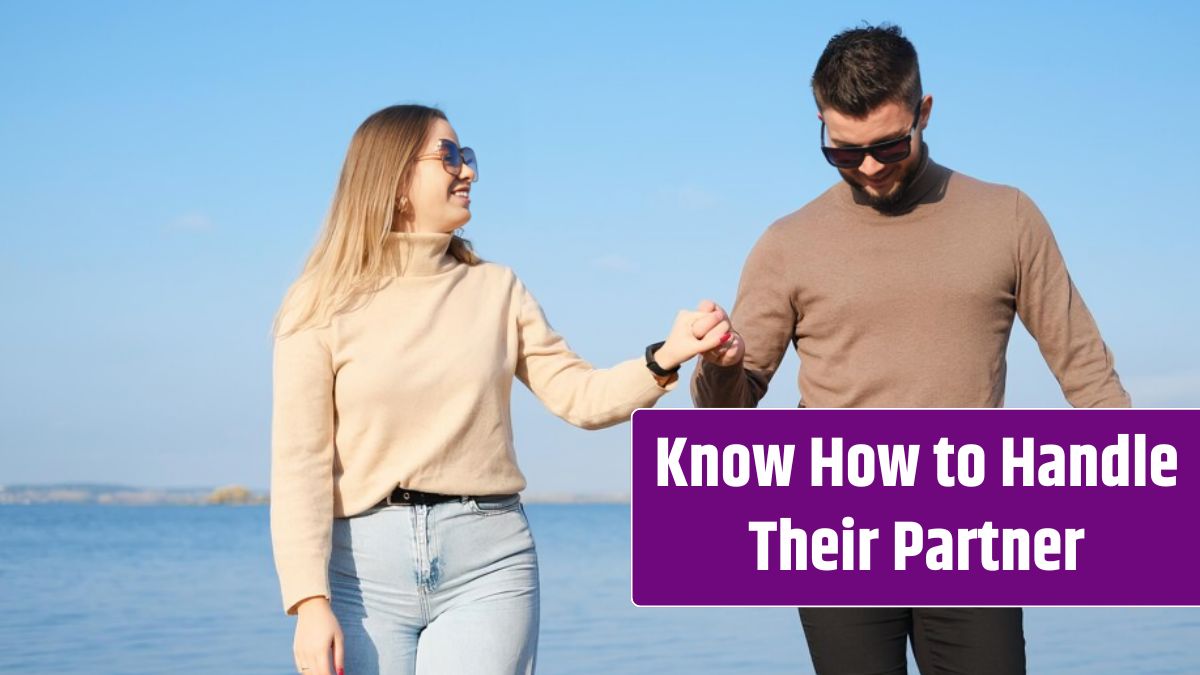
[417,139,478,181]
[820,101,922,169]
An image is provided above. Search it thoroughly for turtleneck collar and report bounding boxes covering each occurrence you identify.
[843,142,951,216]
[382,231,458,277]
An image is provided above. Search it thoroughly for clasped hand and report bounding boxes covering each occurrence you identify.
[655,299,744,371]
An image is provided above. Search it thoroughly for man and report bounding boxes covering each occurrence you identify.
[691,24,1130,675]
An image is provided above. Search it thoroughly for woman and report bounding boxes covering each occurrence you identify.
[270,104,730,675]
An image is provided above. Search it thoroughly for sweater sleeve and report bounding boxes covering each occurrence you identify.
[1013,191,1131,408]
[691,223,797,408]
[269,315,337,615]
[514,278,675,430]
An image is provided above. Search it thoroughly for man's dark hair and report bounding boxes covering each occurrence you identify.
[811,24,922,117]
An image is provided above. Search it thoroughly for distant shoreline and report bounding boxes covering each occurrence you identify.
[0,484,630,506]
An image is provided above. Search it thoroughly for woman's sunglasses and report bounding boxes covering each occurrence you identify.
[820,102,922,169]
[417,139,479,181]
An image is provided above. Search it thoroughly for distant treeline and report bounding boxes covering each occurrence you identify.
[1,484,630,506]
[0,483,267,505]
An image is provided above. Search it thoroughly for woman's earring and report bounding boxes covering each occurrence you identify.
[397,196,412,217]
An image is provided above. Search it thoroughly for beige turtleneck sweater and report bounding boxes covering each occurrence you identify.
[270,232,674,614]
[692,149,1130,409]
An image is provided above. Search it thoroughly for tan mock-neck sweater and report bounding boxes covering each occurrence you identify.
[270,232,674,614]
[692,149,1130,409]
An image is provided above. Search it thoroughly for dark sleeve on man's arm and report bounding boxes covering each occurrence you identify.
[692,223,798,408]
[1013,191,1131,408]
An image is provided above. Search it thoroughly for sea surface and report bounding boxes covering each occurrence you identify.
[0,504,1196,674]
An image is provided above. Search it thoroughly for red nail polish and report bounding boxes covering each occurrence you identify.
[720,332,732,344]
[339,669,344,675]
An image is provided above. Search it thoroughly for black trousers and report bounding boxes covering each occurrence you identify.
[799,608,1026,675]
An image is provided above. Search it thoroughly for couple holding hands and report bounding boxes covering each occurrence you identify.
[272,24,1128,675]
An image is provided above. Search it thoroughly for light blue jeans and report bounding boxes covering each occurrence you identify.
[329,494,539,675]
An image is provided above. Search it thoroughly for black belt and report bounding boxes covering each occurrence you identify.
[378,487,461,507]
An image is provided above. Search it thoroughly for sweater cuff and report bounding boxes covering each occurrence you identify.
[281,574,332,616]
[697,358,745,384]
[629,356,679,396]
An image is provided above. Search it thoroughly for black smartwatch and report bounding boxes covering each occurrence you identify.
[644,341,680,377]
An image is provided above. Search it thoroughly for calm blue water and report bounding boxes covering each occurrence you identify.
[0,504,1196,674]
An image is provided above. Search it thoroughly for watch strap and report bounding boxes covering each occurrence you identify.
[645,340,681,377]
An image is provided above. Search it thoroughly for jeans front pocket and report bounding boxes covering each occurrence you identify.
[467,493,522,515]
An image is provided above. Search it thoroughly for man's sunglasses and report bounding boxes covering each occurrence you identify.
[820,101,922,169]
[417,139,478,181]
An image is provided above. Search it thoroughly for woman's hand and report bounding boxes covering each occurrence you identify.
[692,300,744,367]
[653,302,734,371]
[293,596,344,675]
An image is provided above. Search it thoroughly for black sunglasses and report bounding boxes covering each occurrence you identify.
[820,101,922,169]
[417,139,478,181]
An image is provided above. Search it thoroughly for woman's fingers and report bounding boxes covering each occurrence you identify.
[312,648,334,675]
[333,628,345,675]
[689,303,729,339]
[697,321,732,351]
[674,310,711,339]
[294,616,337,675]
[296,648,332,675]
[690,313,721,339]
[659,305,736,370]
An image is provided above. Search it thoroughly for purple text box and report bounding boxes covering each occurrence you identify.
[630,409,1198,606]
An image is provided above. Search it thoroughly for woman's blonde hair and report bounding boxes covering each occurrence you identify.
[273,104,479,337]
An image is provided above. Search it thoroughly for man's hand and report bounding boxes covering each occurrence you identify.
[692,300,744,367]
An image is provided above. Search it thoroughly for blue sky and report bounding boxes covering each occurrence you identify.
[2,2,1197,492]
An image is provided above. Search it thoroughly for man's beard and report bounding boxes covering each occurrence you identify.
[840,154,922,215]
